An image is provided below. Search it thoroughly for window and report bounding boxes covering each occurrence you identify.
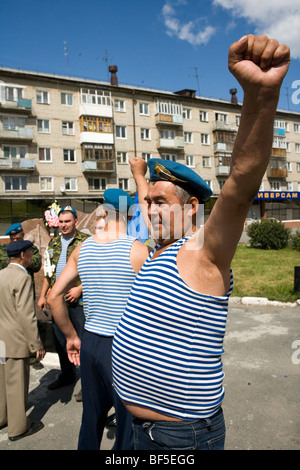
[287,162,292,172]
[297,162,300,172]
[201,134,210,145]
[63,149,75,162]
[205,180,213,191]
[36,91,49,104]
[39,148,51,162]
[65,177,77,191]
[62,121,75,135]
[3,146,26,159]
[5,86,23,102]
[162,154,176,161]
[115,99,125,112]
[155,101,182,116]
[287,181,293,191]
[38,119,50,133]
[83,144,114,161]
[215,113,228,123]
[199,110,208,122]
[202,156,211,167]
[186,155,195,167]
[3,117,25,130]
[218,179,226,190]
[80,116,112,133]
[81,88,111,106]
[141,128,151,140]
[236,115,241,126]
[88,178,106,191]
[116,125,126,139]
[270,180,281,191]
[142,153,152,162]
[117,152,128,164]
[294,123,300,133]
[296,143,300,153]
[119,178,129,191]
[160,129,175,139]
[40,177,53,191]
[4,176,28,191]
[183,108,191,119]
[61,93,73,106]
[139,102,149,115]
[184,132,193,144]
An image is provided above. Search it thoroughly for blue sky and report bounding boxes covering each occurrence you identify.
[0,0,300,112]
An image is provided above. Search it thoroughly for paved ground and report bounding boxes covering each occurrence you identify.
[0,299,299,451]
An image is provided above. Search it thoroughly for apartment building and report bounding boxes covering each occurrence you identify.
[0,66,299,232]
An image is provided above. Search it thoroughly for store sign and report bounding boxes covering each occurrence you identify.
[255,191,300,200]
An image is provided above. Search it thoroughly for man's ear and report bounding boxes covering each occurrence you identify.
[187,197,199,217]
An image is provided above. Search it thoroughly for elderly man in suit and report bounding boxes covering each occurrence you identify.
[0,240,45,441]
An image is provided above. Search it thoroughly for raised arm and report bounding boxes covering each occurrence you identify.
[129,157,150,229]
[202,34,290,269]
[47,245,82,365]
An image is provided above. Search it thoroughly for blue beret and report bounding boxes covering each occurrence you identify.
[6,240,33,257]
[5,223,23,236]
[103,188,135,212]
[58,206,78,218]
[147,159,212,202]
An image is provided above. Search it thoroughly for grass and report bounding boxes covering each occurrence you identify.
[231,245,300,303]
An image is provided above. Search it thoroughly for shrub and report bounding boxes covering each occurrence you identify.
[247,218,290,250]
[290,230,300,251]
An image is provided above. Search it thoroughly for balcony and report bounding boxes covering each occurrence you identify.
[271,147,286,157]
[0,127,34,142]
[157,137,184,149]
[213,120,237,131]
[82,160,115,173]
[215,155,231,176]
[0,98,32,114]
[155,114,183,126]
[80,132,114,145]
[267,157,288,178]
[0,158,35,171]
[214,142,235,153]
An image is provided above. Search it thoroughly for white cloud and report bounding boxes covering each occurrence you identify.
[162,1,216,46]
[213,0,300,59]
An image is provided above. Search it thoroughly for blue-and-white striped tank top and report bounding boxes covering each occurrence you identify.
[112,236,233,420]
[77,235,137,336]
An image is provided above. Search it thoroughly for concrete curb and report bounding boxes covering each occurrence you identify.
[230,296,300,308]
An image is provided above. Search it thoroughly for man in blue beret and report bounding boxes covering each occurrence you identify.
[47,189,150,450]
[110,34,290,450]
[0,240,45,441]
[0,223,42,276]
[37,205,89,392]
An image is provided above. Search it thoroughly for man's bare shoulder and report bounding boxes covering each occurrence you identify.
[130,240,151,273]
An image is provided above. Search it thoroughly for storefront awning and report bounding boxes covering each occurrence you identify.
[255,191,300,200]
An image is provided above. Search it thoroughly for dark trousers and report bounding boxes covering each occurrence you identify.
[52,303,85,381]
[78,330,133,450]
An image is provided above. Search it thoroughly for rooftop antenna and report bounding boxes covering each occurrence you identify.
[190,67,201,96]
[102,50,109,81]
[64,41,70,75]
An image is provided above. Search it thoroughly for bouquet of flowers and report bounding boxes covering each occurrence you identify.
[44,201,61,228]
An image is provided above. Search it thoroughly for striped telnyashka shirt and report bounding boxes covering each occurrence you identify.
[112,236,233,420]
[77,235,137,337]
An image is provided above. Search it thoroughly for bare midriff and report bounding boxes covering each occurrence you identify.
[123,402,183,421]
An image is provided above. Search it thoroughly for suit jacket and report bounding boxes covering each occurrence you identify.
[0,263,43,358]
